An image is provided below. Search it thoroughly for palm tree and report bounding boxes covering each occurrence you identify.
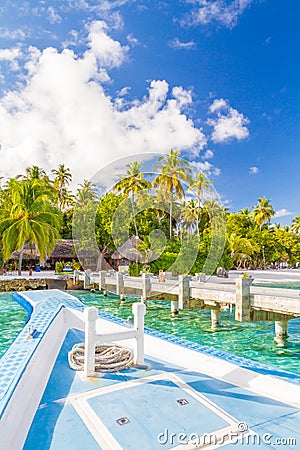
[76,180,98,206]
[153,150,191,241]
[114,162,151,237]
[228,233,258,269]
[181,199,198,234]
[238,208,250,216]
[188,173,212,236]
[252,197,275,231]
[291,215,300,235]
[25,165,47,180]
[52,164,73,210]
[0,178,61,275]
[200,199,224,229]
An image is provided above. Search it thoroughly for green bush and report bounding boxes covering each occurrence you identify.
[72,260,81,270]
[128,263,144,276]
[55,261,64,273]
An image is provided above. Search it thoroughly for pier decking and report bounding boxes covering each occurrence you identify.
[75,270,300,345]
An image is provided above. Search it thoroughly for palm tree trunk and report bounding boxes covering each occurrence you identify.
[169,193,173,241]
[131,192,138,237]
[18,245,24,276]
[197,197,201,237]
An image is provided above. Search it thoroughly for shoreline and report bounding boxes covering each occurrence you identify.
[1,268,300,283]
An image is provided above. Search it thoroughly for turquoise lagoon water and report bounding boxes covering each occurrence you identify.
[0,288,300,375]
[0,292,27,356]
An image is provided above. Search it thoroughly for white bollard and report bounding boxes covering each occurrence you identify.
[84,307,98,377]
[132,302,146,365]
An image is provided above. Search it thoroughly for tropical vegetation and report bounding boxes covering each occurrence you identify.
[1,153,300,275]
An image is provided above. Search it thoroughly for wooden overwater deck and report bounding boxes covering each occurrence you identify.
[75,270,300,346]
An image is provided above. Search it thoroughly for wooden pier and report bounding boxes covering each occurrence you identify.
[74,270,300,346]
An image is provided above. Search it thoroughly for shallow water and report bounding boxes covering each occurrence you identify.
[73,290,300,376]
[0,289,299,376]
[0,292,27,358]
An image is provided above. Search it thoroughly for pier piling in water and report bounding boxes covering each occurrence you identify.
[274,320,289,347]
[171,300,179,316]
[211,307,220,329]
[77,270,300,347]
[178,275,190,309]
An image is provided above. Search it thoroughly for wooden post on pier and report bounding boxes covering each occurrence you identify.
[73,270,79,285]
[84,269,92,290]
[178,276,190,310]
[116,272,124,296]
[235,276,253,322]
[99,271,106,290]
[142,273,151,301]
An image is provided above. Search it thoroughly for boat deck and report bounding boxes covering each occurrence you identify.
[23,328,300,449]
[1,289,300,449]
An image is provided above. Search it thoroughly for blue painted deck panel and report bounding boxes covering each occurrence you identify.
[23,329,300,450]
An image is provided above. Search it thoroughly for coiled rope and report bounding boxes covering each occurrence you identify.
[68,343,134,372]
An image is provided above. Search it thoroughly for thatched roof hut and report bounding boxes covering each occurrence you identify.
[10,239,77,263]
[111,236,143,264]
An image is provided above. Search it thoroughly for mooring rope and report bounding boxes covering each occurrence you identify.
[68,343,134,372]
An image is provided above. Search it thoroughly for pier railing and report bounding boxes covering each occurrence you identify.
[74,270,300,345]
[74,269,300,317]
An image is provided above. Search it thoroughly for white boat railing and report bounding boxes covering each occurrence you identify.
[83,302,146,377]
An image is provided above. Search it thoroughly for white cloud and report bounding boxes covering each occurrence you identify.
[249,166,259,175]
[274,209,293,219]
[0,28,26,40]
[127,34,139,46]
[48,6,62,24]
[90,0,130,11]
[213,167,221,176]
[182,0,254,28]
[0,47,22,70]
[87,20,128,69]
[63,30,83,48]
[203,149,214,159]
[209,98,227,113]
[169,38,196,50]
[207,98,250,143]
[117,86,131,96]
[0,21,206,185]
[192,160,221,176]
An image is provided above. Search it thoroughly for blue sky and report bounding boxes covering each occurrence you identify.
[0,0,299,224]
